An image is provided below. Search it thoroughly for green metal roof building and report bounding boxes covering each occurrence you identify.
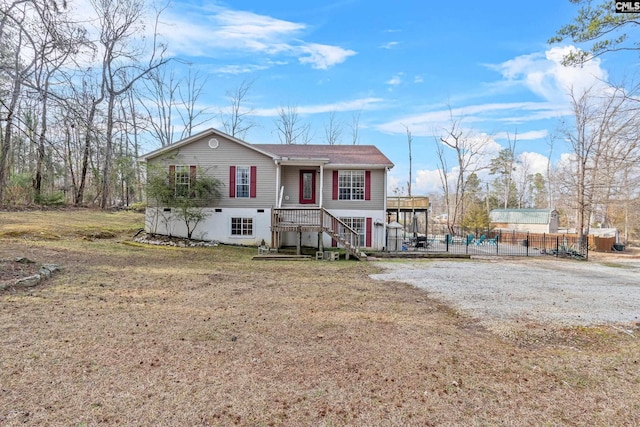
[490,209,559,233]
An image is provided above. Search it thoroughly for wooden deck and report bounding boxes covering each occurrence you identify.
[271,208,365,260]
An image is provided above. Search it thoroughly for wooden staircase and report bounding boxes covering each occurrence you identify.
[271,208,366,260]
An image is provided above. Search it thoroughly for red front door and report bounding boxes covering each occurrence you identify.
[299,170,316,204]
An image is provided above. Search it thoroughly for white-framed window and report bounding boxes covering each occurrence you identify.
[174,165,191,198]
[236,166,250,198]
[231,217,253,236]
[338,170,365,200]
[340,217,365,246]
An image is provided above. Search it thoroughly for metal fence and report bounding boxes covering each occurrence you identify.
[397,230,589,260]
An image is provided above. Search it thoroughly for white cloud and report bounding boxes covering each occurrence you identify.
[377,46,611,138]
[387,74,402,86]
[517,151,549,176]
[490,46,609,104]
[153,4,355,70]
[387,174,404,195]
[414,75,424,84]
[298,43,356,70]
[213,63,274,74]
[211,9,304,53]
[251,97,384,117]
[494,129,549,141]
[414,169,443,194]
[380,41,399,49]
[376,102,561,136]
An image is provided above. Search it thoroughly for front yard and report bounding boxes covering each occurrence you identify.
[1,209,639,426]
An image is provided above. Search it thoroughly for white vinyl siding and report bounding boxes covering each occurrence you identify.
[146,134,276,208]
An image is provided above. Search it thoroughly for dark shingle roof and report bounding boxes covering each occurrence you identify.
[256,144,394,168]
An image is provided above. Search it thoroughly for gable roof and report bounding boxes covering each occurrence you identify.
[490,209,556,225]
[141,128,278,161]
[256,144,394,168]
[140,128,395,169]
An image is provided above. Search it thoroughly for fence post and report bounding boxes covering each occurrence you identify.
[445,234,450,252]
[585,236,589,260]
[556,235,559,257]
[526,232,529,257]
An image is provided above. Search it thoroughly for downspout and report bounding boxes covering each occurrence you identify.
[319,165,324,208]
[383,167,389,251]
[384,167,389,219]
[274,159,281,207]
[272,159,281,249]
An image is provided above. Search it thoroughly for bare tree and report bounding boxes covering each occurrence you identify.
[434,136,451,230]
[273,104,310,144]
[323,111,343,145]
[436,110,490,234]
[561,84,640,243]
[139,66,178,148]
[29,4,81,200]
[349,110,361,145]
[403,124,412,197]
[140,64,210,147]
[514,154,532,208]
[89,0,168,208]
[0,0,38,202]
[220,78,255,139]
[176,66,210,140]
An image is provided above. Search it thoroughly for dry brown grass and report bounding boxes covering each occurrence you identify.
[1,210,639,426]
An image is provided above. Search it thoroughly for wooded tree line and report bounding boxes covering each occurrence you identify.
[409,1,640,244]
[0,0,171,207]
[0,0,361,209]
[425,82,640,243]
[1,0,639,242]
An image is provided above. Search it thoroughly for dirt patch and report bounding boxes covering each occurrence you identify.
[0,259,41,286]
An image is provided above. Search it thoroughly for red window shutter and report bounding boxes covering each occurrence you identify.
[365,171,371,200]
[332,170,339,200]
[168,165,175,188]
[250,166,257,198]
[229,166,236,198]
[366,217,372,247]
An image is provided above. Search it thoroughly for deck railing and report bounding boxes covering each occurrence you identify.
[271,207,362,259]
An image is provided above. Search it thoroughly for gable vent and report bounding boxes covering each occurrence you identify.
[208,138,219,149]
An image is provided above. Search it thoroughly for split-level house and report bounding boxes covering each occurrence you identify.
[141,128,394,259]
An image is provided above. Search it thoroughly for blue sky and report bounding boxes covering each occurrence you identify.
[76,0,637,194]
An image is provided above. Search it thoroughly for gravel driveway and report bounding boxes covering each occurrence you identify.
[371,257,640,327]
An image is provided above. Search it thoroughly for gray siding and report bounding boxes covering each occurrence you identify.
[280,166,320,206]
[323,168,386,210]
[146,134,277,208]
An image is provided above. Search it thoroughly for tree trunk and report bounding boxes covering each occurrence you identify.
[0,74,22,204]
[100,93,116,209]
